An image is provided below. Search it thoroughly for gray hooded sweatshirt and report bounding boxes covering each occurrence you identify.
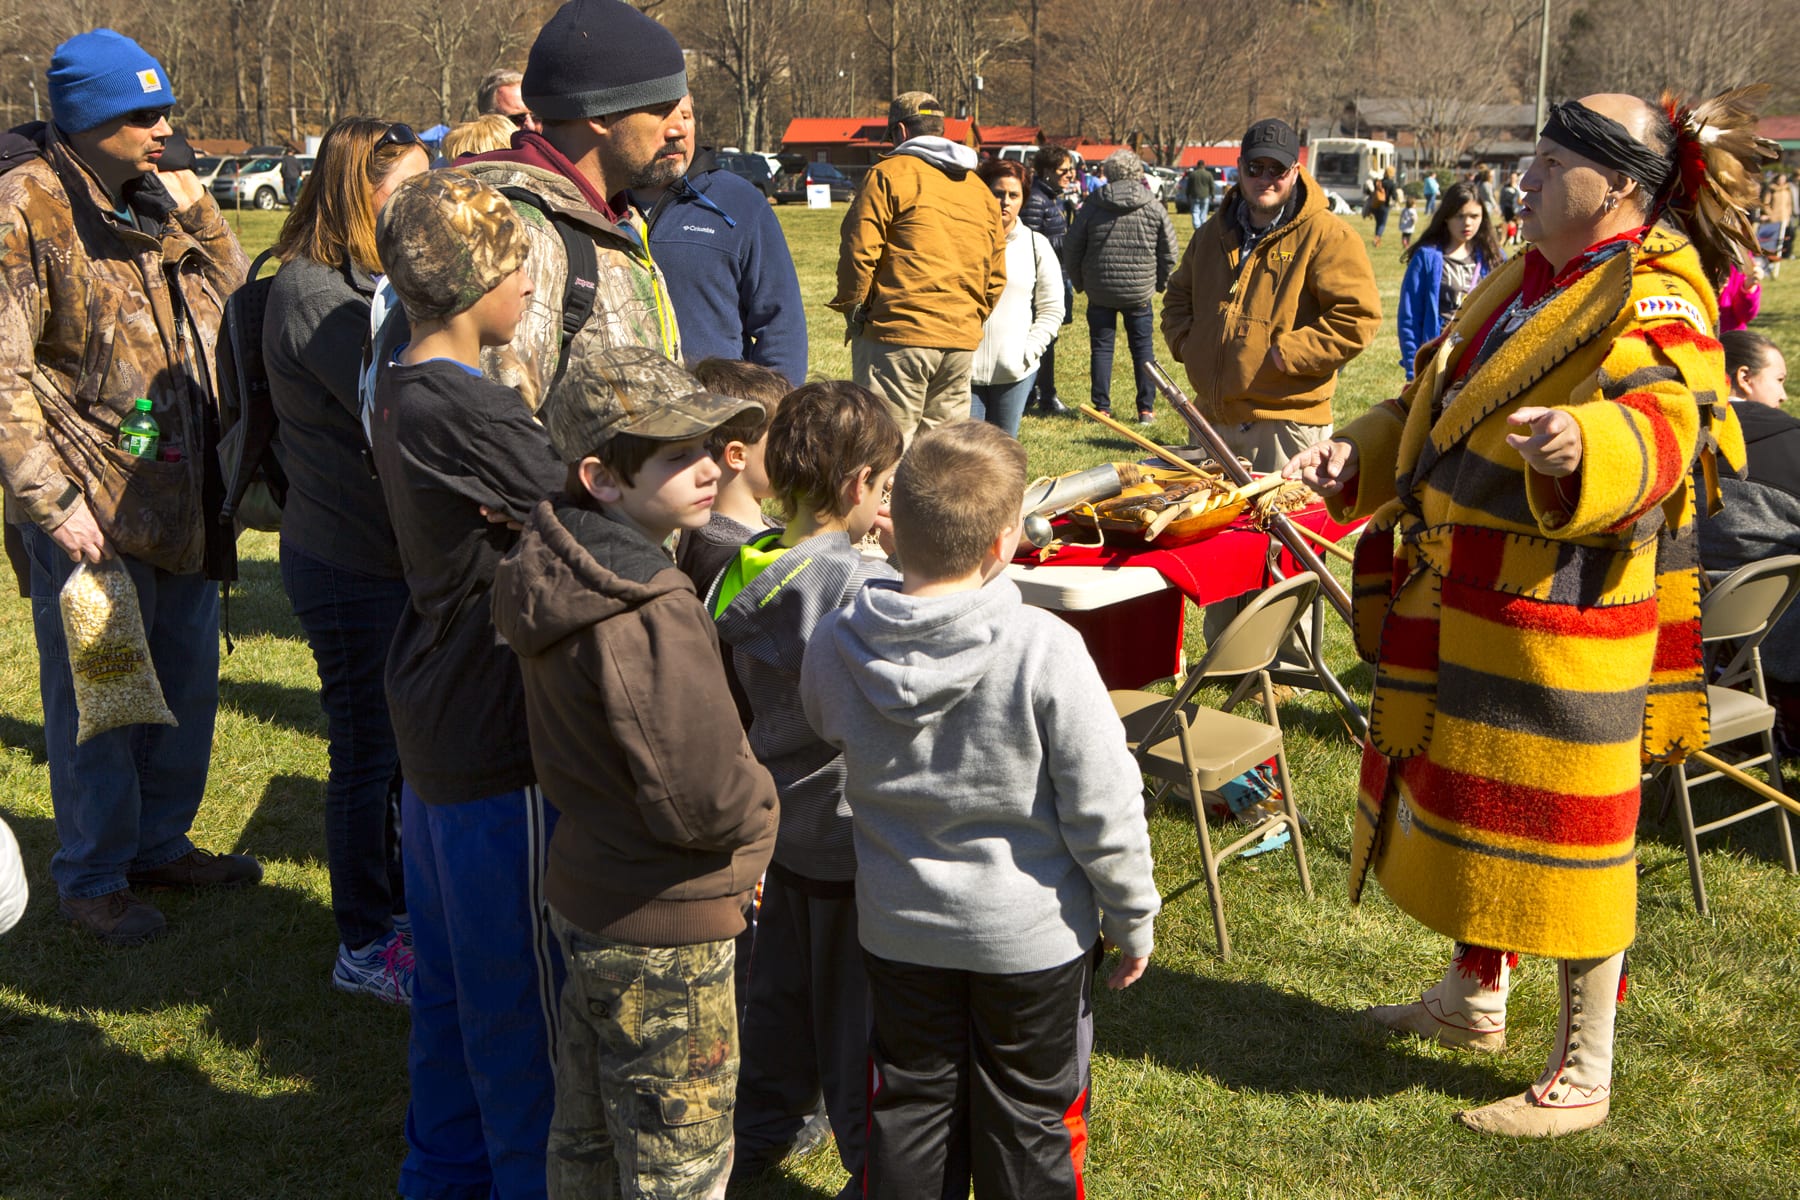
[712,530,899,881]
[801,576,1158,974]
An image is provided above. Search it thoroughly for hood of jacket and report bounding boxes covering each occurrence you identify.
[1092,178,1157,213]
[493,499,694,657]
[824,577,1020,729]
[888,134,980,174]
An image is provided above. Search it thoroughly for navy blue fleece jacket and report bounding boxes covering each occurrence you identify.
[639,166,808,387]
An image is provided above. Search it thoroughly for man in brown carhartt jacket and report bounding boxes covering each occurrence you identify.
[831,91,1006,440]
[1162,118,1379,473]
[0,30,255,945]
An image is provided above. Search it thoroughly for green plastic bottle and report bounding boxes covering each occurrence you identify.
[119,397,159,459]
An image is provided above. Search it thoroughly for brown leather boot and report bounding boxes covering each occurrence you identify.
[1366,944,1511,1053]
[127,848,263,890]
[1455,952,1622,1137]
[59,889,167,945]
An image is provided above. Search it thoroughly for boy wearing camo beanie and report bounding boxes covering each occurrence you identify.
[366,168,573,1198]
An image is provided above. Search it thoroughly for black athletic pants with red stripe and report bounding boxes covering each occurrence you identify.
[862,945,1097,1200]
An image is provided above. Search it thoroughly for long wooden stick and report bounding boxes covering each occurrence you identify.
[1690,750,1800,818]
[1078,405,1207,477]
[1286,518,1356,563]
[1145,363,1355,624]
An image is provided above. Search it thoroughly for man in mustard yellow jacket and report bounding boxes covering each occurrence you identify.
[831,92,1006,440]
[1288,90,1770,1138]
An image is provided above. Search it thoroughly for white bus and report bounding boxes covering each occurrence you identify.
[1308,137,1395,208]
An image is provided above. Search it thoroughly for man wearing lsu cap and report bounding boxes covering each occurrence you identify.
[1162,116,1379,473]
[457,0,689,417]
[0,29,256,946]
[831,91,1007,440]
[369,170,569,1200]
[493,345,778,1200]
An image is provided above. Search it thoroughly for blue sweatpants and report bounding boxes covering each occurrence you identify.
[399,783,563,1200]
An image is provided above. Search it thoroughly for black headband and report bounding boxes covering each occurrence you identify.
[1540,100,1673,193]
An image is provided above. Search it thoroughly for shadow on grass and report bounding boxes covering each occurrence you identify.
[221,553,305,643]
[1097,964,1519,1105]
[234,772,328,868]
[218,677,326,739]
[0,713,45,764]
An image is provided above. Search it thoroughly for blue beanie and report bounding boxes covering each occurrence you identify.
[523,0,686,121]
[48,29,176,134]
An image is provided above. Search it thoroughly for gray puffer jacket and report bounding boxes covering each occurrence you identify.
[1064,179,1177,309]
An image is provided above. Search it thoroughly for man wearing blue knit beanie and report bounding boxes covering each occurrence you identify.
[0,28,254,947]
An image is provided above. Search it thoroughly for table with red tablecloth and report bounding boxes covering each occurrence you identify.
[1006,501,1364,690]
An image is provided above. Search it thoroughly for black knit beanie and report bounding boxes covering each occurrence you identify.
[523,0,687,120]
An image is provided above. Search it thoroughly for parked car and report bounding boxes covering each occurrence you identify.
[1145,165,1178,203]
[190,155,238,188]
[1172,165,1237,213]
[773,158,856,204]
[212,155,312,210]
[709,149,777,200]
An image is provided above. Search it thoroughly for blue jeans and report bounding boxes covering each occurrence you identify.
[1190,198,1211,229]
[1088,302,1156,415]
[400,783,562,1200]
[279,542,409,949]
[970,372,1037,438]
[21,522,218,900]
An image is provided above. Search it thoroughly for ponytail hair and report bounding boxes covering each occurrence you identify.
[1648,85,1780,288]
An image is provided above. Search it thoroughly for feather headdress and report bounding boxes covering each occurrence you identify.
[1658,84,1780,287]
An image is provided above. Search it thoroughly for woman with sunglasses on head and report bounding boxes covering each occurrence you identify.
[263,116,429,1004]
[1396,180,1505,380]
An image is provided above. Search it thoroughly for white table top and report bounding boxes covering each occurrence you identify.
[1005,561,1169,612]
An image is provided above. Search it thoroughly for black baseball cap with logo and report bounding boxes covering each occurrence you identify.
[1240,118,1298,168]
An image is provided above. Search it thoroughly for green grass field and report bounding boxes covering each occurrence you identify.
[2,202,1798,1199]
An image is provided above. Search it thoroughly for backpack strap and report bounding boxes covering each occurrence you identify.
[498,186,599,389]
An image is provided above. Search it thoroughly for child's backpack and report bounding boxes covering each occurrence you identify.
[213,248,288,531]
[358,183,600,447]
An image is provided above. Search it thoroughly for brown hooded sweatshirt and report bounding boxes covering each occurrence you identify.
[492,498,778,946]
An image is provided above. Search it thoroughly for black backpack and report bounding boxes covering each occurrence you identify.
[214,247,288,531]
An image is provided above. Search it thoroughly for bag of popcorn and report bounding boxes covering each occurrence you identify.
[59,560,176,743]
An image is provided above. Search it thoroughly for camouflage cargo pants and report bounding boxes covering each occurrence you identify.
[547,909,738,1200]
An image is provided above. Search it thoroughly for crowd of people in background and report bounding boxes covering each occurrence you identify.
[0,0,1796,1194]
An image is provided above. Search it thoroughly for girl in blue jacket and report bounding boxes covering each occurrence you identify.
[1396,180,1504,380]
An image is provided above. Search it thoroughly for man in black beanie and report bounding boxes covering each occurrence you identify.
[456,0,690,420]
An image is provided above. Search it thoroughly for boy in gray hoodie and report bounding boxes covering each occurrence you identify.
[709,381,903,1193]
[801,421,1158,1199]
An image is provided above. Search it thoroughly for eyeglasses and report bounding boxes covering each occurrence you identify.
[121,107,172,129]
[1240,160,1293,180]
[375,123,421,150]
[503,110,533,128]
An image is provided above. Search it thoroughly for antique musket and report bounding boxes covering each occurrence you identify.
[1145,362,1355,625]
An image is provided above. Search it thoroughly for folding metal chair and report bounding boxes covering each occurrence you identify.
[1110,572,1318,958]
[1659,554,1800,916]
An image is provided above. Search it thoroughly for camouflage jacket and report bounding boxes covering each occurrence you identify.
[459,161,680,417]
[0,125,248,574]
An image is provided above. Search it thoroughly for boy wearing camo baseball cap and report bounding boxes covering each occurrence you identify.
[490,344,779,1196]
[366,168,574,1197]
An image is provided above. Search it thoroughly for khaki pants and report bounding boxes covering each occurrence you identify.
[1203,418,1333,646]
[852,339,973,443]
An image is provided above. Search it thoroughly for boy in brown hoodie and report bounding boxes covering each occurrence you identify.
[491,345,779,1199]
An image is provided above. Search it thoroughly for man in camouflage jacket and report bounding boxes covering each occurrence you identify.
[0,30,257,946]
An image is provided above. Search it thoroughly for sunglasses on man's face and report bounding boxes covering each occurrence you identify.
[503,110,533,128]
[121,107,172,129]
[376,123,421,150]
[1240,160,1293,180]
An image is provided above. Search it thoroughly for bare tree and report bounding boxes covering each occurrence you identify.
[678,0,811,151]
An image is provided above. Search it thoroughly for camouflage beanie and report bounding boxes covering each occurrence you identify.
[376,170,529,323]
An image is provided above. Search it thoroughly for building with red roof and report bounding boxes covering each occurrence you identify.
[779,116,976,168]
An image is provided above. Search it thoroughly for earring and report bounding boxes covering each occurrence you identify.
[1604,194,1618,212]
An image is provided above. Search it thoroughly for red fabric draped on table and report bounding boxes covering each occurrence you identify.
[1011,502,1363,687]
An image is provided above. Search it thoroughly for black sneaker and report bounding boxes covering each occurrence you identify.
[1038,395,1071,416]
[1137,410,1156,424]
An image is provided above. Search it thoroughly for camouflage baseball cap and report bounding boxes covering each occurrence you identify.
[888,91,945,124]
[376,170,529,323]
[542,345,765,462]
